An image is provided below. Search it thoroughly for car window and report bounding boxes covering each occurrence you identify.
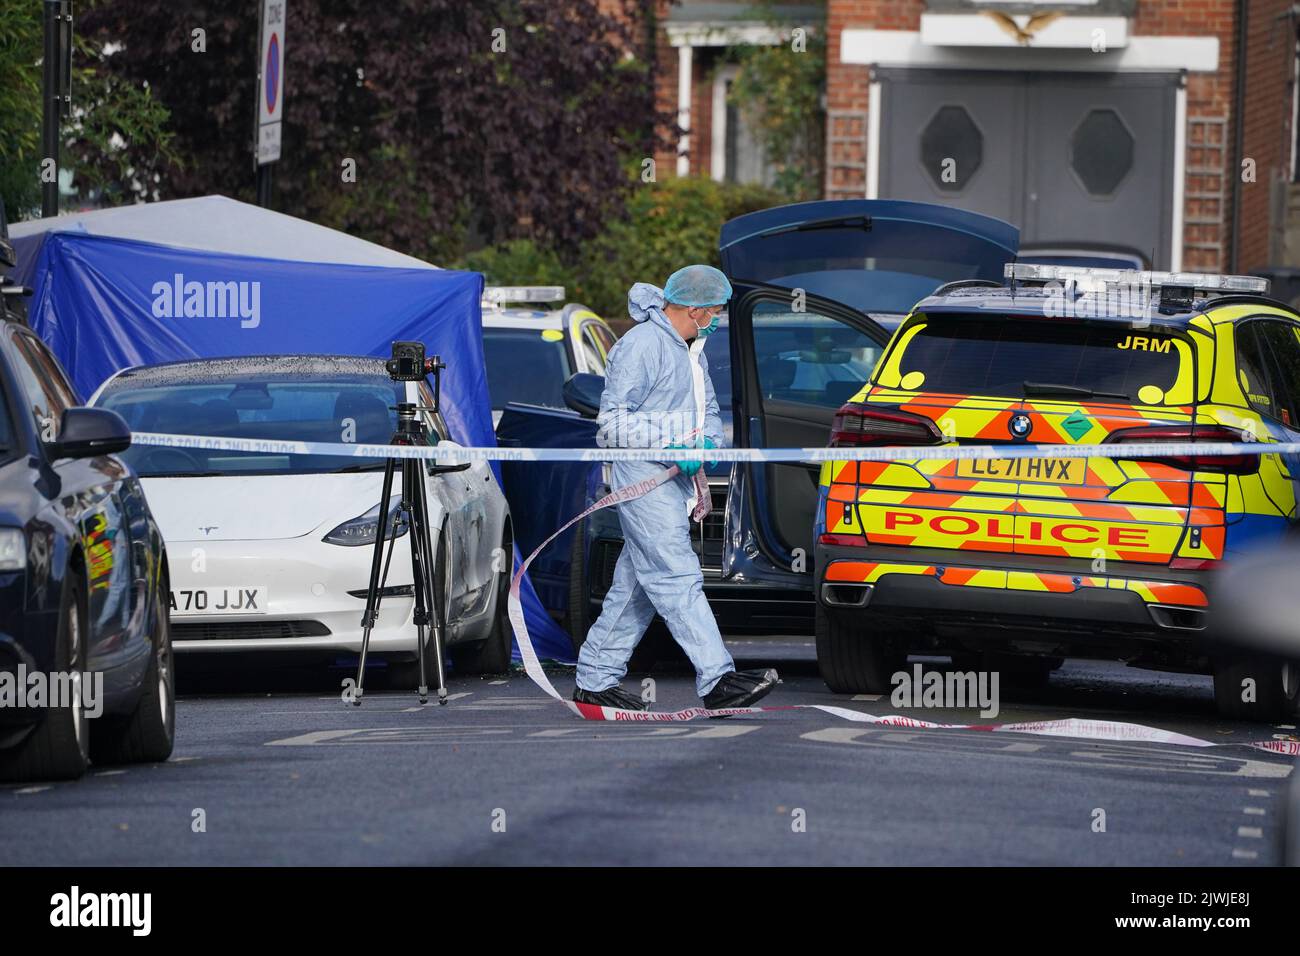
[579,325,606,374]
[1255,320,1300,429]
[99,376,406,476]
[881,316,1187,403]
[481,328,571,410]
[1235,322,1281,420]
[9,331,75,441]
[752,300,883,409]
[591,321,617,357]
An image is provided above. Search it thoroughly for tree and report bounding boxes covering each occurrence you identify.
[77,0,663,264]
[0,0,177,222]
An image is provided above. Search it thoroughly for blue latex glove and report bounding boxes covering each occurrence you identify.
[667,442,701,477]
[703,436,719,468]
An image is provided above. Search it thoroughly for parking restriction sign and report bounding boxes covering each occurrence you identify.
[256,0,286,165]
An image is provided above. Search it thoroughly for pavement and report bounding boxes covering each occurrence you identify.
[0,637,1295,866]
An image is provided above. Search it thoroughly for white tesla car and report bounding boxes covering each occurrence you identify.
[89,356,513,678]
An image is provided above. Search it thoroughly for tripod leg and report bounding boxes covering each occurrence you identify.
[404,460,431,705]
[409,460,448,704]
[352,455,397,706]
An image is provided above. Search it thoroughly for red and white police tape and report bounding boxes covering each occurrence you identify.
[131,430,1300,755]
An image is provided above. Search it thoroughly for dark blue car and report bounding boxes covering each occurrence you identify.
[0,225,173,782]
[498,199,1019,660]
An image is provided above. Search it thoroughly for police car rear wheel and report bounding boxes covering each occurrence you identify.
[1212,656,1300,722]
[815,604,902,695]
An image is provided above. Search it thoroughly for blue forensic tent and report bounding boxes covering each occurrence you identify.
[6,195,573,662]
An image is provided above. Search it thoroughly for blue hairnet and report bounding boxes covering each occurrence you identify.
[663,264,733,308]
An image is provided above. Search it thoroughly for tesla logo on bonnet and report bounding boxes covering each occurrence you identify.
[199,527,218,535]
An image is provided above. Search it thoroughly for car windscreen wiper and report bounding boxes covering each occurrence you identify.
[331,462,387,473]
[760,215,871,239]
[1023,381,1130,401]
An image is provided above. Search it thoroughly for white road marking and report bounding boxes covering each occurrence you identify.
[13,786,51,795]
[488,680,508,685]
[459,696,549,709]
[93,770,127,777]
[1242,807,1265,816]
[267,730,361,746]
[799,727,1295,777]
[1237,826,1263,839]
[1000,742,1045,753]
[1231,848,1258,860]
[851,694,882,701]
[1247,788,1271,797]
[266,721,761,746]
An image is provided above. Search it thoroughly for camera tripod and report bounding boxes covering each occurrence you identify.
[350,345,468,707]
[350,401,445,707]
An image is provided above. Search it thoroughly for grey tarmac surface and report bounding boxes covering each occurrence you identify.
[1,637,1295,866]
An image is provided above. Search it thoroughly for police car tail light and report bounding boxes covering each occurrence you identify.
[1105,424,1261,475]
[830,404,944,448]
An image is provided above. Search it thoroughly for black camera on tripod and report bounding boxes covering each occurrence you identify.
[385,340,431,382]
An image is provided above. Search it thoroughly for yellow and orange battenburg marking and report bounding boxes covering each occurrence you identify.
[818,303,1299,584]
[823,560,1209,608]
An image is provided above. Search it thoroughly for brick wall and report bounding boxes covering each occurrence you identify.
[653,0,680,177]
[824,1,924,197]
[1235,0,1295,271]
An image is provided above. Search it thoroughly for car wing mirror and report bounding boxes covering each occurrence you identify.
[429,438,472,474]
[563,372,605,418]
[51,408,132,460]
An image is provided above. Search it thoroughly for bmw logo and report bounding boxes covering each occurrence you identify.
[1008,414,1033,439]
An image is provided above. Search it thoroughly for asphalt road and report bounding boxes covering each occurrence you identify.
[1,638,1295,866]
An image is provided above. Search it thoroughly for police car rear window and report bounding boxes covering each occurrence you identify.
[886,317,1183,401]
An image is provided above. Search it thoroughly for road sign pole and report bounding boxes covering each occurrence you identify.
[41,0,61,217]
[257,162,273,208]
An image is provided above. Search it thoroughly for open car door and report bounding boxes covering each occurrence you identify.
[720,199,1018,593]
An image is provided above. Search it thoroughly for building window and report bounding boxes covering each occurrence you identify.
[712,64,778,187]
[919,105,983,192]
[1071,108,1135,196]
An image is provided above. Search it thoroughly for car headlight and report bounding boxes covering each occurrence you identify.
[322,497,410,547]
[0,528,26,571]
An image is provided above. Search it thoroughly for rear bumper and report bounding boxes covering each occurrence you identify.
[816,544,1210,640]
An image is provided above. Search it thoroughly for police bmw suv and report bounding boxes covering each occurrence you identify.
[816,265,1300,721]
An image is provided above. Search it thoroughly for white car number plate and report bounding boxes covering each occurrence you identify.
[170,586,268,616]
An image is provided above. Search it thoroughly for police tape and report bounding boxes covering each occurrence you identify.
[131,428,1300,754]
[131,430,1300,464]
